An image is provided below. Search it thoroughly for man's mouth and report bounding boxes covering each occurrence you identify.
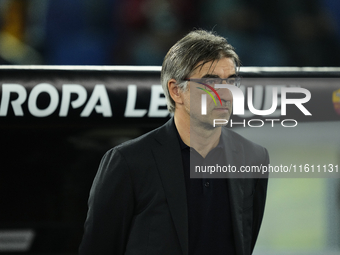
[213,107,229,112]
[214,101,231,112]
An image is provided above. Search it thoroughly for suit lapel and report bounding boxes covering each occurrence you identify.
[152,118,188,255]
[222,128,245,255]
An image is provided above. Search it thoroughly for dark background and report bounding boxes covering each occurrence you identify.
[1,0,340,67]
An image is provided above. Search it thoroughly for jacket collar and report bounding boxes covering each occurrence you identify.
[152,118,188,255]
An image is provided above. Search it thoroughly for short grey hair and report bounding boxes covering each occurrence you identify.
[161,29,240,113]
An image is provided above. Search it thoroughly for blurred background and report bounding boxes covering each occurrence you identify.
[1,0,340,67]
[0,0,340,254]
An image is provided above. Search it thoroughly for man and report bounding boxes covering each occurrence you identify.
[79,29,269,255]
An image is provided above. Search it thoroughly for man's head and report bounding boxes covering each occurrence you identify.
[161,29,240,113]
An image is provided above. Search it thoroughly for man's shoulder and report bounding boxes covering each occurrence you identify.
[112,118,174,155]
[222,127,268,155]
[101,118,179,172]
[222,128,270,174]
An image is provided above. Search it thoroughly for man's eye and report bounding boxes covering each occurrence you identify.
[205,79,216,85]
[227,78,236,84]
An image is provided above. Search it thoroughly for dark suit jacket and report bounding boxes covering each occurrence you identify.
[79,118,269,255]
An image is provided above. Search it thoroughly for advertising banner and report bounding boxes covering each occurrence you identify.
[1,66,339,128]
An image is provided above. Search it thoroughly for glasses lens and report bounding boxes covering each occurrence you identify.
[205,78,217,86]
[227,78,235,85]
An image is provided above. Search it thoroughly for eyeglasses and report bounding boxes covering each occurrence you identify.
[183,77,241,90]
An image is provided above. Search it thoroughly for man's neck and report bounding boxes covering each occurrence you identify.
[174,114,222,158]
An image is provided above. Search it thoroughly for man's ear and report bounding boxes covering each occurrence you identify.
[168,79,183,105]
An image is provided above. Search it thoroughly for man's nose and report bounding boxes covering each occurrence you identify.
[216,87,233,100]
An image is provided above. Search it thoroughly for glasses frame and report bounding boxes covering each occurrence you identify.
[183,76,241,90]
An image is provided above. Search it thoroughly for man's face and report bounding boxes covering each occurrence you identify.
[183,57,236,129]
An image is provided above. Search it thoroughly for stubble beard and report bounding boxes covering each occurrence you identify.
[190,107,232,131]
[187,100,232,130]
